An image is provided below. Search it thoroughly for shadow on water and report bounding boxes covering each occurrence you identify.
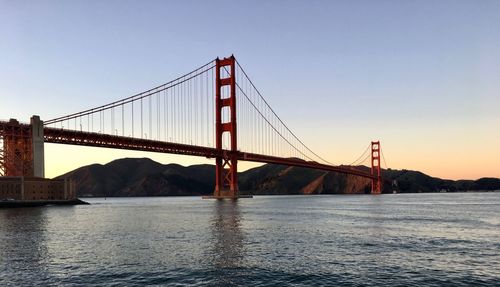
[0,208,50,283]
[208,199,246,285]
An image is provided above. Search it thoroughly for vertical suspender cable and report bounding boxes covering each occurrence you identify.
[140,98,143,138]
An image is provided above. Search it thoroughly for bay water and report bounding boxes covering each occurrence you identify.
[0,193,499,286]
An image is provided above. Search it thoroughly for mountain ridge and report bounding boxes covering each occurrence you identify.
[56,157,500,197]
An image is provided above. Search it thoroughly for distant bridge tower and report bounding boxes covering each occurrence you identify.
[214,56,239,198]
[371,141,382,194]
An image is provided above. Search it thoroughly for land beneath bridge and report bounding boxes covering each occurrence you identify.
[56,158,500,197]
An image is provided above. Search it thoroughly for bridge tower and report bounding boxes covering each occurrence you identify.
[214,56,239,198]
[371,141,382,194]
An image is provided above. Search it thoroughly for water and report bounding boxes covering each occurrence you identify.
[0,193,499,286]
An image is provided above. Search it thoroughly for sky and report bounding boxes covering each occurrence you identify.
[1,0,499,180]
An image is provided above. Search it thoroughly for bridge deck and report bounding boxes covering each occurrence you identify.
[0,121,375,180]
[43,127,376,180]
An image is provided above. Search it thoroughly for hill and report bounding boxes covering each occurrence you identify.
[56,158,500,197]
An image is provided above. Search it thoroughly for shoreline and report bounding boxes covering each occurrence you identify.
[0,198,89,208]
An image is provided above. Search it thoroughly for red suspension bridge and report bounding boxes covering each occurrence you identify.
[0,56,386,198]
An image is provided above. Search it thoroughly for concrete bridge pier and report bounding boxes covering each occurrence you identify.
[31,115,45,178]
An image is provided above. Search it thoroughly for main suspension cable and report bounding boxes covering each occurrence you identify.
[234,60,334,165]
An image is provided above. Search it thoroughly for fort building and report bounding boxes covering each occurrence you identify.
[0,177,76,201]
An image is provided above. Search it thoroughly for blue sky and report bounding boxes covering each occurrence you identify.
[1,0,499,179]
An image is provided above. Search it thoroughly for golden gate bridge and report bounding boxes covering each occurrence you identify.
[0,56,386,198]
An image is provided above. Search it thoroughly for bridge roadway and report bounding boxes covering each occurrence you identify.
[43,127,376,180]
[0,121,375,180]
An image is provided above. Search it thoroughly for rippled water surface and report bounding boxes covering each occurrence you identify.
[1,193,499,286]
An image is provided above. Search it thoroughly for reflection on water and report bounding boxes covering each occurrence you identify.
[208,200,245,285]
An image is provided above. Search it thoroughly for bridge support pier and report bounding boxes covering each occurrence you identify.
[31,116,45,178]
[212,56,240,199]
[0,116,44,177]
[371,141,382,194]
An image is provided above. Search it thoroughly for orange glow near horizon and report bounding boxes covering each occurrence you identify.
[45,129,500,181]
